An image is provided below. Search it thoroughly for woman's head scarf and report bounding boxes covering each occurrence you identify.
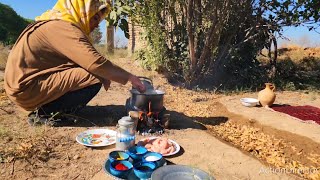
[36,0,111,36]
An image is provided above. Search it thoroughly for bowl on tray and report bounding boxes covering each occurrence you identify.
[109,160,133,179]
[104,147,167,179]
[108,151,130,163]
[133,161,156,179]
[142,152,165,169]
[127,146,148,162]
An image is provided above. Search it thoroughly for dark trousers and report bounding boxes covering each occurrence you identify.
[38,83,102,115]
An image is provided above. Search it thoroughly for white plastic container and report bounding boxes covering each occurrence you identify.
[240,98,259,107]
[115,116,136,151]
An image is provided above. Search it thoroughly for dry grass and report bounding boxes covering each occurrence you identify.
[0,44,9,70]
[279,46,320,62]
[208,121,320,180]
[0,96,54,169]
[258,43,320,90]
[0,125,10,139]
[259,44,320,63]
[94,45,130,60]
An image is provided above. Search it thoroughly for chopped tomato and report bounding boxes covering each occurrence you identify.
[92,134,102,138]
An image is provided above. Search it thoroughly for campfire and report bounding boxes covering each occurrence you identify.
[126,100,169,135]
[125,77,169,135]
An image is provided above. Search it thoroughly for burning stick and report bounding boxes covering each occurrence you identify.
[147,101,153,118]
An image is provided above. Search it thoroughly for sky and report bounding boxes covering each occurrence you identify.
[0,0,127,47]
[1,0,320,48]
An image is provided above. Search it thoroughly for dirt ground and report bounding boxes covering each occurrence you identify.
[0,58,319,180]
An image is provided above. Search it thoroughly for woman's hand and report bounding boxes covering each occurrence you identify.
[129,75,146,93]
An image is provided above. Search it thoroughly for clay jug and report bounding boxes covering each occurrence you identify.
[258,83,276,107]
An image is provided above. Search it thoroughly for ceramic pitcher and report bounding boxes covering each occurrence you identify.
[258,83,276,107]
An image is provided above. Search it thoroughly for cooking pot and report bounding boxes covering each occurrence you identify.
[130,89,165,112]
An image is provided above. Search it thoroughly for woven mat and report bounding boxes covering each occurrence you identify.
[271,105,320,125]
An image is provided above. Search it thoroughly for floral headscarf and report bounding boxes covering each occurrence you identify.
[35,0,111,35]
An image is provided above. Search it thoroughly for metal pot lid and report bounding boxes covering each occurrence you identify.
[130,89,165,95]
[118,116,134,126]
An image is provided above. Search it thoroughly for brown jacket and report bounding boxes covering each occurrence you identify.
[4,20,131,111]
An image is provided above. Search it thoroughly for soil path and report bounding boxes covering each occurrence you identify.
[1,58,319,180]
[221,94,320,144]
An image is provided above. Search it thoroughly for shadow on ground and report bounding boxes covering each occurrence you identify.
[167,110,228,130]
[71,105,229,129]
[73,105,126,127]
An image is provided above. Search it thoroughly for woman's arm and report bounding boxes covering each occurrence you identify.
[42,20,132,85]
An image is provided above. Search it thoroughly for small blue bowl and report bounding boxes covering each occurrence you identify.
[128,146,148,161]
[110,160,133,178]
[142,152,165,168]
[108,151,130,163]
[133,161,156,179]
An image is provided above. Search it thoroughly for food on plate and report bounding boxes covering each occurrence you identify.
[92,134,102,138]
[139,137,175,155]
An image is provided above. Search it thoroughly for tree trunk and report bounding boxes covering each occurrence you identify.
[187,0,196,70]
[106,27,114,53]
[106,0,114,53]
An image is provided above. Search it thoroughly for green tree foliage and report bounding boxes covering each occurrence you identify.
[135,0,266,88]
[0,3,32,45]
[133,0,320,89]
[105,0,137,39]
[264,0,320,29]
[90,26,103,44]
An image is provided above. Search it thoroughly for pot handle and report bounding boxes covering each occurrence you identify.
[270,84,276,91]
[138,76,153,87]
[138,76,152,83]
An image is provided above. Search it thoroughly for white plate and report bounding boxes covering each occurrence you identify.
[76,129,116,147]
[240,98,259,107]
[138,137,180,157]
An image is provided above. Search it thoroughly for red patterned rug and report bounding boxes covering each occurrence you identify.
[271,105,320,125]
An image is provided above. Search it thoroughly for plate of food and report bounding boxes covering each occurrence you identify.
[76,129,116,147]
[137,137,180,157]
